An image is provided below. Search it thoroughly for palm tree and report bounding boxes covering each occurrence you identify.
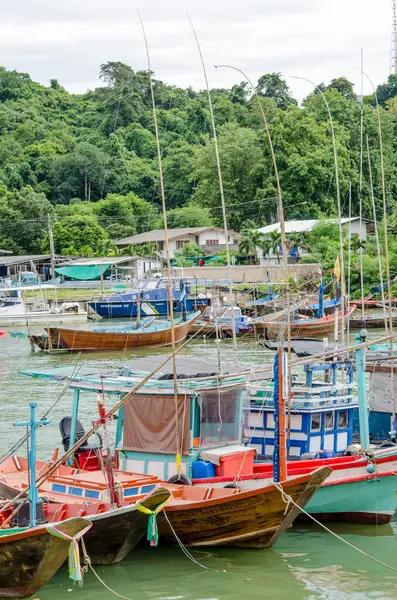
[347,234,365,254]
[288,232,310,261]
[267,230,282,263]
[238,230,263,265]
[259,236,272,260]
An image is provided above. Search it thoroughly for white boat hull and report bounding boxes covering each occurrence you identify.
[0,312,88,326]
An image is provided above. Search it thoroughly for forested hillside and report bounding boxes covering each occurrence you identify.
[0,61,397,256]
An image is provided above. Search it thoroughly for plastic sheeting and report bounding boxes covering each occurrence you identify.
[55,264,110,280]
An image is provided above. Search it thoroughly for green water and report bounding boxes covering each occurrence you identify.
[1,327,397,599]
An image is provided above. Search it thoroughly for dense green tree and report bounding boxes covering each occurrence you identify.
[0,62,396,257]
[256,73,297,109]
[43,215,109,255]
[159,204,213,229]
[326,77,356,101]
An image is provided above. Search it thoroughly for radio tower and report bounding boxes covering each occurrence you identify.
[391,0,397,74]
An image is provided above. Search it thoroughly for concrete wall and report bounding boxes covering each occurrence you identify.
[172,263,321,283]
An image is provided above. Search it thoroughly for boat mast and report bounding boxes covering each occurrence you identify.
[292,76,346,348]
[366,136,388,331]
[187,15,239,367]
[358,50,366,323]
[138,12,182,472]
[13,402,51,527]
[347,183,352,341]
[214,64,292,442]
[357,67,396,426]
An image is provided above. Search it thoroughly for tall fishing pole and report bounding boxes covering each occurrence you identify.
[358,50,366,323]
[366,135,388,332]
[292,75,346,347]
[137,11,182,473]
[353,65,396,425]
[214,63,292,439]
[186,14,239,367]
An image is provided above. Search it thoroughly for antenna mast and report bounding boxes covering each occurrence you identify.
[390,0,397,74]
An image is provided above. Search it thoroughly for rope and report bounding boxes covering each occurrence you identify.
[162,512,219,572]
[81,538,136,600]
[136,495,171,546]
[47,522,92,582]
[271,480,397,574]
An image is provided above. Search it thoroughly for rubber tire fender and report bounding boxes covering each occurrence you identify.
[167,474,193,485]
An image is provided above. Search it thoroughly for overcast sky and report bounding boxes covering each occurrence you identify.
[0,0,392,99]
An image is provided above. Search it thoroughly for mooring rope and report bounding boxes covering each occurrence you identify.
[81,538,136,600]
[271,480,397,574]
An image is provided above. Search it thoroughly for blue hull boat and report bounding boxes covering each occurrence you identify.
[89,277,210,318]
[90,297,209,318]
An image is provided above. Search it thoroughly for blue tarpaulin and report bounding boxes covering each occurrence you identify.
[55,264,111,280]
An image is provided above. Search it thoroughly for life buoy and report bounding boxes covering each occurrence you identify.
[167,474,193,485]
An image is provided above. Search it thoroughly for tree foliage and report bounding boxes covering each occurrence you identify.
[0,62,395,256]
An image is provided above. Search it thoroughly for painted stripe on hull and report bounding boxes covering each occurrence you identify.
[89,299,209,318]
[306,474,397,523]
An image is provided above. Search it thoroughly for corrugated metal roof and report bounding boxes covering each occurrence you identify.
[257,218,373,235]
[115,227,240,246]
[0,254,53,265]
[57,256,162,267]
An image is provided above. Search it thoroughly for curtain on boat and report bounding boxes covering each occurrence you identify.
[198,387,241,446]
[123,394,191,454]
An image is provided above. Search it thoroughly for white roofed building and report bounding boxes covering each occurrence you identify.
[256,218,374,266]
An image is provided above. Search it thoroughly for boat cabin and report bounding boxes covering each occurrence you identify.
[248,361,358,458]
[108,277,188,303]
[60,373,248,481]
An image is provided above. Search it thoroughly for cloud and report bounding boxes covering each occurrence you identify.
[0,0,391,99]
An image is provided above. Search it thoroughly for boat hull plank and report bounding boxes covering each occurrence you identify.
[0,517,88,599]
[46,313,200,351]
[158,468,330,549]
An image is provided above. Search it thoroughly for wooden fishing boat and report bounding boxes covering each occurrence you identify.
[29,317,155,351]
[0,517,88,599]
[188,306,253,338]
[349,313,397,329]
[157,467,330,548]
[255,308,354,340]
[0,468,171,565]
[44,311,201,351]
[0,456,330,549]
[192,447,397,525]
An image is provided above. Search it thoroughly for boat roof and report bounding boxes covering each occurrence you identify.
[122,355,238,376]
[20,355,243,381]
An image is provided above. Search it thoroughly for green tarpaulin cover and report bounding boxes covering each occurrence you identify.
[55,264,110,280]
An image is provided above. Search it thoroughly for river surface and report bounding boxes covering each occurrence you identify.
[0,324,396,600]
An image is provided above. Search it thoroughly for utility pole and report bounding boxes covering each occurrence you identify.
[390,0,397,75]
[48,214,55,280]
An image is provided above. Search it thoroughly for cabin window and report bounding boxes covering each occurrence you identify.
[199,388,240,446]
[325,411,335,430]
[68,487,83,496]
[338,410,348,429]
[85,490,100,499]
[124,487,139,497]
[144,280,158,290]
[310,413,321,432]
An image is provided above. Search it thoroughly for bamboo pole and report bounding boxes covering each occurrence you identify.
[214,64,292,438]
[137,12,181,471]
[292,76,346,347]
[187,15,239,367]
